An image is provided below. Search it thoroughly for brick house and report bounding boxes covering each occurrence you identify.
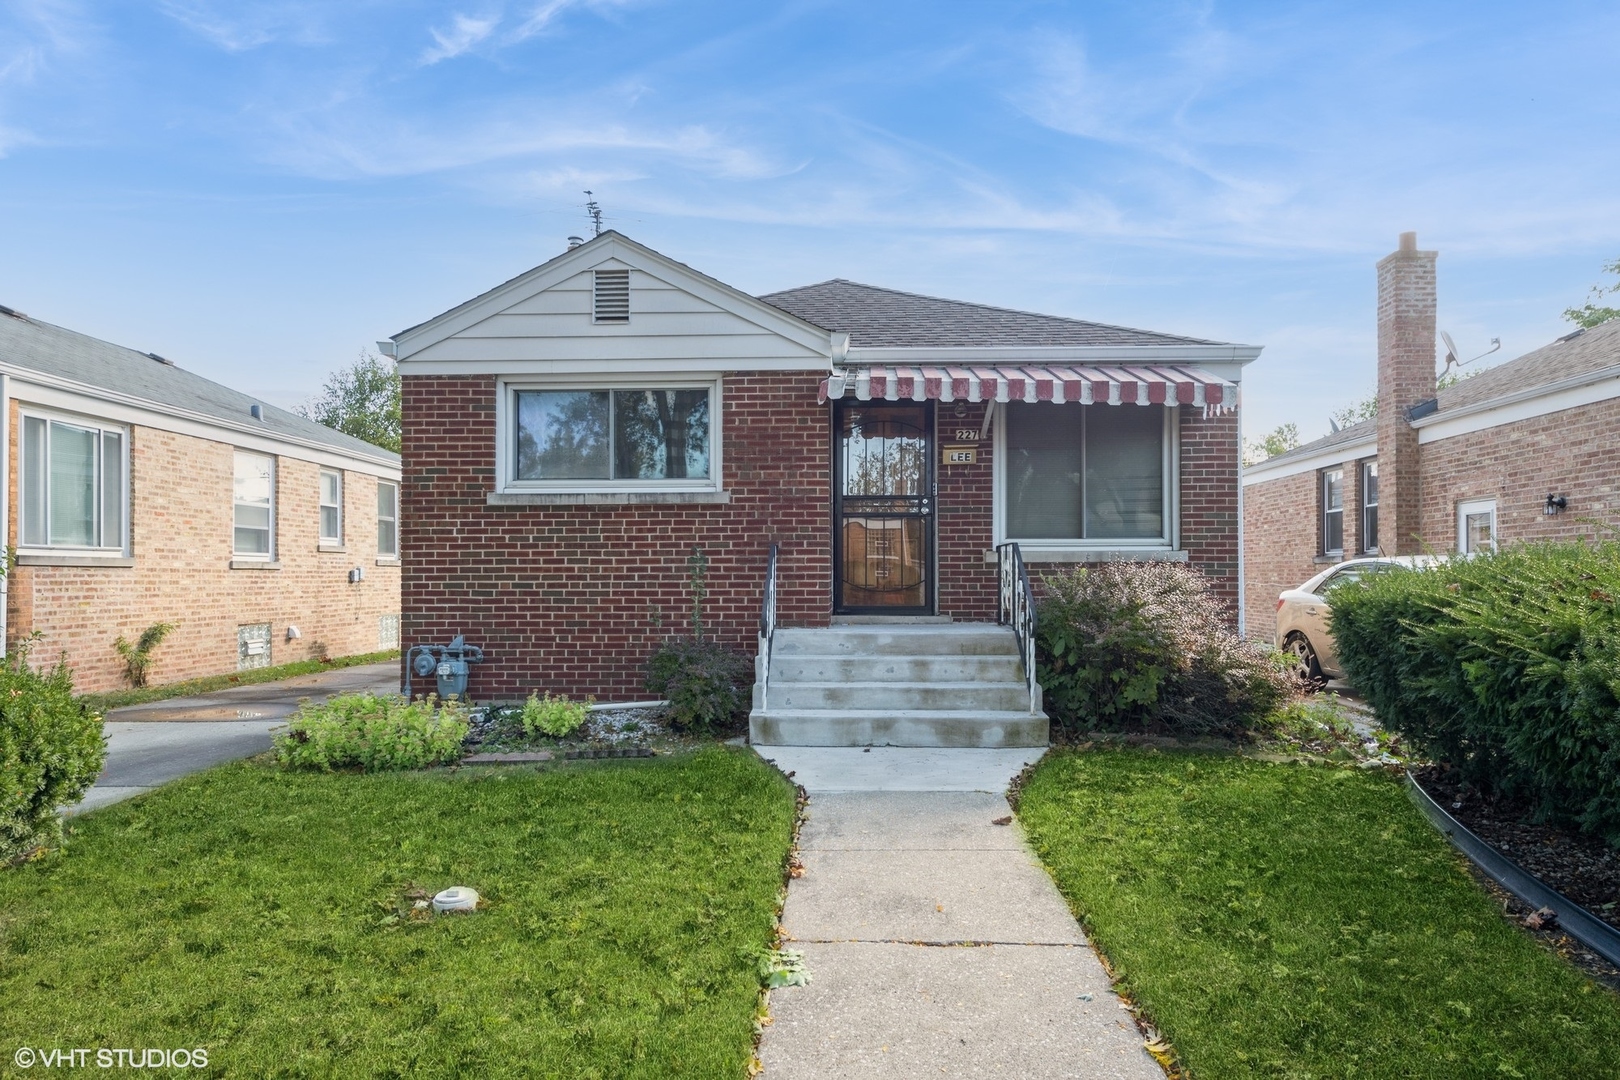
[1,306,402,693]
[1243,232,1620,642]
[389,230,1259,729]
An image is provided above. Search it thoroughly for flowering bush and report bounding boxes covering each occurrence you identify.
[1036,561,1291,739]
[273,693,468,771]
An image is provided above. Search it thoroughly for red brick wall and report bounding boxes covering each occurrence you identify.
[401,372,834,701]
[1178,407,1242,621]
[1242,469,1319,643]
[1417,397,1620,550]
[936,402,996,621]
[1375,235,1437,554]
[7,411,402,693]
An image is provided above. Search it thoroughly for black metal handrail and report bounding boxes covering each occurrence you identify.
[996,542,1040,715]
[759,543,779,712]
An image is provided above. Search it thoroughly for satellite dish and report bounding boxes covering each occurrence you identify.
[1441,331,1461,371]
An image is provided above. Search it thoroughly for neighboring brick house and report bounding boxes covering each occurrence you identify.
[1243,232,1620,642]
[0,307,403,693]
[388,231,1259,701]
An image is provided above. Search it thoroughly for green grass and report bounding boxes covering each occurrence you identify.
[1019,749,1620,1079]
[79,650,400,712]
[0,747,795,1078]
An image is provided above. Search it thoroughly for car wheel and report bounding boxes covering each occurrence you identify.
[1283,633,1325,691]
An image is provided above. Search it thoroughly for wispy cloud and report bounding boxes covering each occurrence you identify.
[422,12,501,65]
[157,1,332,52]
[511,0,636,43]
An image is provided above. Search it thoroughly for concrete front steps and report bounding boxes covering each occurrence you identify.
[749,624,1049,748]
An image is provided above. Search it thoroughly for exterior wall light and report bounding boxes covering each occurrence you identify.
[1545,494,1568,516]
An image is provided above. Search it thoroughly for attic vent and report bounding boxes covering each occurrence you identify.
[147,352,174,366]
[593,269,630,323]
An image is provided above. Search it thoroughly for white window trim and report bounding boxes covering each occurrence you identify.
[1457,498,1498,554]
[233,450,277,560]
[991,402,1179,552]
[319,468,343,545]
[1321,467,1345,556]
[17,405,130,559]
[1361,461,1379,554]
[494,375,723,495]
[376,479,400,558]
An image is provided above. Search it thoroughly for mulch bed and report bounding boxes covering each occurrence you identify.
[1411,765,1620,931]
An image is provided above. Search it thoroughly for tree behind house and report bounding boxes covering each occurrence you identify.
[298,352,401,453]
[1563,256,1620,329]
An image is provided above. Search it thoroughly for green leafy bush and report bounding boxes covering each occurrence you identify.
[1332,540,1620,842]
[113,621,176,688]
[645,639,752,735]
[273,694,468,772]
[1035,561,1291,738]
[2,639,105,864]
[520,691,591,738]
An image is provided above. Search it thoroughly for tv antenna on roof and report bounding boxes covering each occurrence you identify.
[1440,330,1501,375]
[584,191,604,237]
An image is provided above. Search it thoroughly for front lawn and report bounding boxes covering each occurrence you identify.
[0,748,795,1078]
[1019,749,1620,1079]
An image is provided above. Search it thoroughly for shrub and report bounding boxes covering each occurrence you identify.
[521,691,591,739]
[645,638,753,735]
[2,639,105,865]
[273,694,468,772]
[1035,561,1291,738]
[1332,539,1620,842]
[113,621,176,688]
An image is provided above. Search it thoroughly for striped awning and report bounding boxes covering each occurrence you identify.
[817,365,1233,409]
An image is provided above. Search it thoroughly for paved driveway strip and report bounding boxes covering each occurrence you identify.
[755,748,1163,1079]
[67,662,399,815]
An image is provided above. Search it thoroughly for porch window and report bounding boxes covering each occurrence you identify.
[1321,468,1344,555]
[1003,403,1168,543]
[506,385,714,487]
[20,412,127,551]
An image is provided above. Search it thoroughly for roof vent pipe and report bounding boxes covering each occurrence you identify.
[567,235,585,249]
[147,352,174,366]
[249,404,264,420]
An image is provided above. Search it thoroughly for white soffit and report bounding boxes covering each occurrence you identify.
[1415,363,1620,444]
[1242,439,1377,486]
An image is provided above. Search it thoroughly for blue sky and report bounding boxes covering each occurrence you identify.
[2,1,1617,444]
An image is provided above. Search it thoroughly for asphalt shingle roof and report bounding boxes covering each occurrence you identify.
[0,309,397,464]
[1253,318,1620,469]
[758,279,1227,349]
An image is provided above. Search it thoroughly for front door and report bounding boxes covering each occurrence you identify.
[833,400,934,614]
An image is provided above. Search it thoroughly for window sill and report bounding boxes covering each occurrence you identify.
[230,559,282,570]
[487,490,732,506]
[375,557,400,567]
[318,543,347,553]
[985,547,1188,564]
[16,553,135,568]
[1314,553,1345,565]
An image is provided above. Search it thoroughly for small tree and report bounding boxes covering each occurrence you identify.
[298,351,401,453]
[113,622,176,688]
[1563,257,1620,329]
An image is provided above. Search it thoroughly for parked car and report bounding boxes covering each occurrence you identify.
[1276,556,1442,684]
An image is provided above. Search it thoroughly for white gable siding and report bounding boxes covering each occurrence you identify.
[401,264,829,372]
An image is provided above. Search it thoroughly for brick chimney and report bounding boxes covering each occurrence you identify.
[1375,231,1437,554]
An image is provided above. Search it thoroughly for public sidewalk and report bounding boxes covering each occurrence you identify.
[68,662,399,814]
[753,747,1163,1079]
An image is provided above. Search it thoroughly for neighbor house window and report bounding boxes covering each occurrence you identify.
[377,480,399,558]
[233,451,275,557]
[319,469,343,544]
[1002,403,1169,544]
[1458,498,1496,554]
[1321,468,1344,555]
[1361,461,1379,553]
[20,411,127,551]
[505,385,715,488]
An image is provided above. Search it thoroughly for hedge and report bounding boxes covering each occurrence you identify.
[1,641,106,864]
[1330,539,1620,843]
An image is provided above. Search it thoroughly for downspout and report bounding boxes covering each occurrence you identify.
[1235,393,1247,640]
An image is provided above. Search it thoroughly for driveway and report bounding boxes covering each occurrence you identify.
[67,662,399,814]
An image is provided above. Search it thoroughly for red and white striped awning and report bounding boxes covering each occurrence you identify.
[817,365,1233,409]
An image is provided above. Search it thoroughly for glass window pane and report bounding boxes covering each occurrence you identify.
[378,517,398,558]
[234,452,273,555]
[841,406,927,497]
[1466,511,1493,553]
[1324,511,1344,553]
[1005,403,1081,539]
[320,471,340,505]
[1363,462,1378,506]
[320,505,340,540]
[515,390,609,480]
[102,430,123,549]
[234,525,271,555]
[1085,405,1164,540]
[48,421,97,547]
[1324,469,1344,511]
[613,389,711,480]
[377,481,397,520]
[23,416,46,546]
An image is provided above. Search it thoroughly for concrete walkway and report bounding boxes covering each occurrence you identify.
[68,662,399,814]
[753,746,1163,1079]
